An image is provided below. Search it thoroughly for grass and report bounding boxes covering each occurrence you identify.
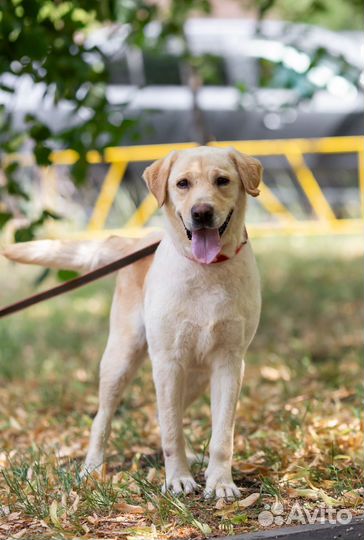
[0,235,363,539]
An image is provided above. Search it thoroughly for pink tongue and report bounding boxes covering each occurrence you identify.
[191,228,221,264]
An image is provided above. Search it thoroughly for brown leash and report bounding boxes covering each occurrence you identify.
[0,241,160,319]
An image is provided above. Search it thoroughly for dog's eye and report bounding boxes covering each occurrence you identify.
[176,179,190,189]
[216,176,230,187]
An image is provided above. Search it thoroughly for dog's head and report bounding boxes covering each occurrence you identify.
[143,146,262,263]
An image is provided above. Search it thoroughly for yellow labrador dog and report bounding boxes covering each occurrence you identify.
[4,146,262,499]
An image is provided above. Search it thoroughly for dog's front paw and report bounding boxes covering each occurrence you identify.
[162,475,199,496]
[204,470,240,500]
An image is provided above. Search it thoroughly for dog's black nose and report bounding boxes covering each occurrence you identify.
[191,204,214,227]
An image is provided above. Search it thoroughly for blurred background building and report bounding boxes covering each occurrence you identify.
[0,0,362,240]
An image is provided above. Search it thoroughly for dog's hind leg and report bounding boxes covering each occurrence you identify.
[183,369,209,410]
[83,273,147,475]
[152,359,200,495]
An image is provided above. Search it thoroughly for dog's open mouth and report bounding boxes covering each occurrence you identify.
[181,209,233,241]
[180,209,233,264]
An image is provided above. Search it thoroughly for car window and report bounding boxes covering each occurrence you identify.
[191,54,227,86]
[107,57,131,85]
[142,52,227,86]
[143,52,182,85]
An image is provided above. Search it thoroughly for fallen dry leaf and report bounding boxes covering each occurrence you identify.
[81,523,90,534]
[115,501,145,515]
[49,500,61,528]
[238,492,260,508]
[260,366,291,382]
[215,498,226,510]
[238,462,270,474]
[70,493,80,514]
[126,524,159,540]
[340,490,364,507]
[146,501,156,512]
[12,528,28,538]
[288,487,319,500]
[215,502,239,517]
[86,514,99,525]
[146,467,157,482]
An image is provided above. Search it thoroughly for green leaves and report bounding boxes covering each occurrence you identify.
[14,210,61,243]
[0,0,360,245]
[57,269,80,281]
[4,163,30,200]
[0,211,12,228]
[229,514,249,525]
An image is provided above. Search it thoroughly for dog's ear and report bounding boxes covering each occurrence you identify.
[143,151,178,207]
[229,149,263,197]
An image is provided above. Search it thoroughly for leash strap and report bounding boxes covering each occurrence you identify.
[0,241,160,319]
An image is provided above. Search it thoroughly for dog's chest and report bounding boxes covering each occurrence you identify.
[144,242,261,364]
[147,283,242,362]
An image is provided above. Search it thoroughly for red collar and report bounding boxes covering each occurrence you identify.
[211,239,246,263]
[186,228,248,265]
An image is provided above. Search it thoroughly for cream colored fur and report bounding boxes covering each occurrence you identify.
[3,146,262,499]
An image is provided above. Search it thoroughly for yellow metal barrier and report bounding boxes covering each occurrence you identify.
[4,136,364,239]
[88,162,127,231]
[125,193,158,229]
[285,149,336,222]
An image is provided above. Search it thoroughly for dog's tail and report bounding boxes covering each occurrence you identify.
[2,232,162,272]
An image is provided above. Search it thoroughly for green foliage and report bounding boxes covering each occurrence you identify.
[0,0,361,239]
[57,269,80,281]
[0,0,149,170]
[14,209,61,242]
[256,0,364,31]
[0,211,12,227]
[0,0,212,236]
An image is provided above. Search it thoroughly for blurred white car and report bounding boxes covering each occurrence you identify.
[1,19,362,139]
[1,19,362,221]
